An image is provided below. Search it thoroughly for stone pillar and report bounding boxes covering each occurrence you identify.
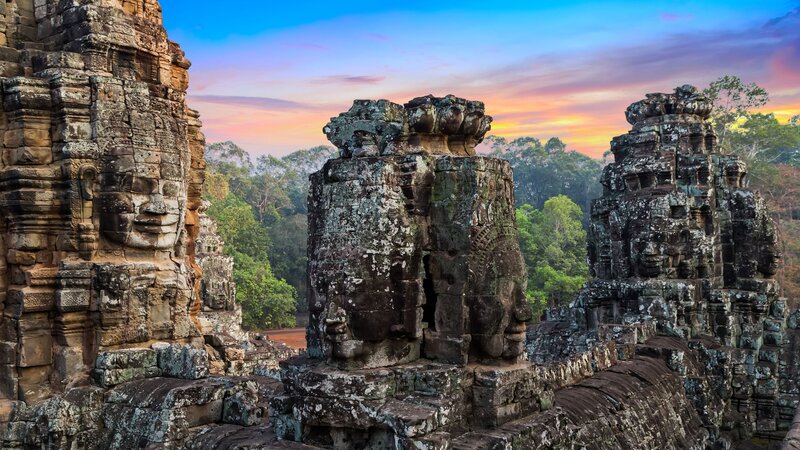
[306,95,529,370]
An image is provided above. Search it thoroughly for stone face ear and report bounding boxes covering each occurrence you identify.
[79,166,98,200]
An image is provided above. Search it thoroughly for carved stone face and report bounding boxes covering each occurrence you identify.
[98,172,184,250]
[724,163,746,188]
[633,235,666,278]
[321,291,421,367]
[758,244,781,277]
[470,241,532,360]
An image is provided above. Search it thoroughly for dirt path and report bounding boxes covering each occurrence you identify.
[265,327,306,350]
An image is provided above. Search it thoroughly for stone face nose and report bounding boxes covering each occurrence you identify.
[142,194,167,214]
[513,301,533,323]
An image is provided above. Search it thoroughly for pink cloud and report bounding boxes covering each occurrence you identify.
[283,42,329,51]
[312,75,387,85]
[189,95,316,111]
[769,45,800,82]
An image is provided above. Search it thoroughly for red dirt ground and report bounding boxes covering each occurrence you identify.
[265,327,306,350]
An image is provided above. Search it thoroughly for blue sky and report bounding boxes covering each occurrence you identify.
[162,0,800,157]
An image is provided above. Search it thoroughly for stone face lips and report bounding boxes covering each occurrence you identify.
[323,94,492,158]
[308,95,528,370]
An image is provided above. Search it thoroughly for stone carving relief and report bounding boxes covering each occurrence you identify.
[530,85,793,439]
[308,95,529,369]
[0,0,223,404]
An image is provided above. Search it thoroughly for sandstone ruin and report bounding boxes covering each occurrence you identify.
[305,96,529,371]
[0,1,798,449]
[0,1,294,448]
[270,88,800,449]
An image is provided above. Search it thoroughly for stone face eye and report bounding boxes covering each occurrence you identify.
[131,177,157,194]
[102,173,133,191]
[162,181,179,197]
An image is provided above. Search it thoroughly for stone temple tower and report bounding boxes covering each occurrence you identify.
[0,0,282,414]
[530,85,793,441]
[0,0,207,403]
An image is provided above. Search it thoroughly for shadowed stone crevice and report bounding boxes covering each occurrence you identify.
[421,253,438,332]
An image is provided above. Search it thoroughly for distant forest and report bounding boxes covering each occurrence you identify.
[201,76,800,329]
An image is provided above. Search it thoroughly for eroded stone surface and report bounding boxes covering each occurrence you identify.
[279,87,800,449]
[0,1,295,448]
[529,85,798,447]
[0,0,206,402]
[323,95,492,158]
[276,92,716,449]
[308,97,529,370]
[0,3,797,446]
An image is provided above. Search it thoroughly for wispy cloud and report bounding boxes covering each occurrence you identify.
[364,32,390,42]
[283,42,329,51]
[312,75,387,85]
[189,95,314,111]
[412,6,800,157]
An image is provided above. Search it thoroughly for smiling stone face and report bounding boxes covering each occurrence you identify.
[91,76,189,253]
[468,237,532,360]
[99,172,185,250]
[633,237,666,278]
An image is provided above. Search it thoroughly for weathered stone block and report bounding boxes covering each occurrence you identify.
[222,390,264,426]
[92,348,159,387]
[17,365,50,402]
[17,330,52,367]
[153,343,209,380]
[422,329,469,365]
[0,364,19,400]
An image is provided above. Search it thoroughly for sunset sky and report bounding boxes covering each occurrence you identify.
[163,1,800,158]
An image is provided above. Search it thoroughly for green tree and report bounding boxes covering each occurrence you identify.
[488,136,602,224]
[206,194,297,329]
[267,214,309,312]
[207,195,272,260]
[516,196,589,319]
[204,171,230,202]
[728,113,800,168]
[231,252,297,329]
[203,143,336,321]
[703,75,769,153]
